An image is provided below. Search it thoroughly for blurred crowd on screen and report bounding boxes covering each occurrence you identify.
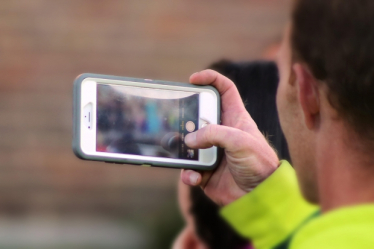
[96,84,180,158]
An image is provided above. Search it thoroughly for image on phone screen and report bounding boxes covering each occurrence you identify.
[96,84,199,160]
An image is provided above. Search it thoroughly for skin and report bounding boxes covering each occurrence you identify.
[181,69,279,206]
[275,26,319,203]
[181,24,374,212]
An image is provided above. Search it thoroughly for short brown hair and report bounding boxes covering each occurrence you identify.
[291,0,374,143]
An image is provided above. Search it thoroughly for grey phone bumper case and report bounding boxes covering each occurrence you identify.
[72,73,222,170]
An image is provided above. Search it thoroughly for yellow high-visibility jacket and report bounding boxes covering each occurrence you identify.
[220,161,374,249]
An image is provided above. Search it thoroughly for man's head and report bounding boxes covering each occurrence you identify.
[276,0,374,203]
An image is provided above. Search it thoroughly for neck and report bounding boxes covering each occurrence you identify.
[317,122,374,213]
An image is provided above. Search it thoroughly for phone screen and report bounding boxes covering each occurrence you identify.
[96,84,199,160]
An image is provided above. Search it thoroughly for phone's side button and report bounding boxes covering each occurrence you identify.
[141,164,152,167]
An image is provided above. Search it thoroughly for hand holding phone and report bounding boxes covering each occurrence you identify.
[181,70,279,205]
[73,74,221,170]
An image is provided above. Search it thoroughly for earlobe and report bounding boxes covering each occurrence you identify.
[293,63,320,130]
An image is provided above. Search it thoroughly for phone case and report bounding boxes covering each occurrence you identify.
[72,73,222,170]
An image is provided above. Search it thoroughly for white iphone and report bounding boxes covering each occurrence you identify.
[73,73,221,170]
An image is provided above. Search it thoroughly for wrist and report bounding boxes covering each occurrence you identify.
[228,159,280,206]
[219,186,248,206]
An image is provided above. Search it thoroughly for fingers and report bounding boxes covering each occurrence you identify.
[180,169,213,188]
[185,124,249,152]
[190,70,246,113]
[181,169,202,186]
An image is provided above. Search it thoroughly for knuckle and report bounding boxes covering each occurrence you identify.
[204,125,218,145]
[205,69,216,75]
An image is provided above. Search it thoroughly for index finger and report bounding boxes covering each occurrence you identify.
[189,69,247,113]
[180,169,213,189]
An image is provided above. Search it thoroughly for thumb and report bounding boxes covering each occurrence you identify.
[184,124,248,151]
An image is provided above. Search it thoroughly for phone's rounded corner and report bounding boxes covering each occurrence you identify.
[74,73,91,82]
[203,147,224,171]
[74,74,86,88]
[205,159,222,171]
[72,143,86,160]
[200,85,220,99]
[74,73,101,89]
[211,86,220,98]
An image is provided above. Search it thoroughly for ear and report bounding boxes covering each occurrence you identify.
[293,63,320,130]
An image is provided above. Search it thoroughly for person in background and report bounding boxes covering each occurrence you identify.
[173,60,289,249]
[173,181,250,249]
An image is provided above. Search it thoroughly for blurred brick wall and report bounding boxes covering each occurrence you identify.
[0,0,289,218]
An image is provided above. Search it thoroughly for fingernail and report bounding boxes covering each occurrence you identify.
[189,172,199,185]
[184,132,196,145]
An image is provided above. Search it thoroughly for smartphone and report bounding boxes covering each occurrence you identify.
[73,73,221,170]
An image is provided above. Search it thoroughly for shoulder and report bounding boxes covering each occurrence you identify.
[291,205,374,249]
